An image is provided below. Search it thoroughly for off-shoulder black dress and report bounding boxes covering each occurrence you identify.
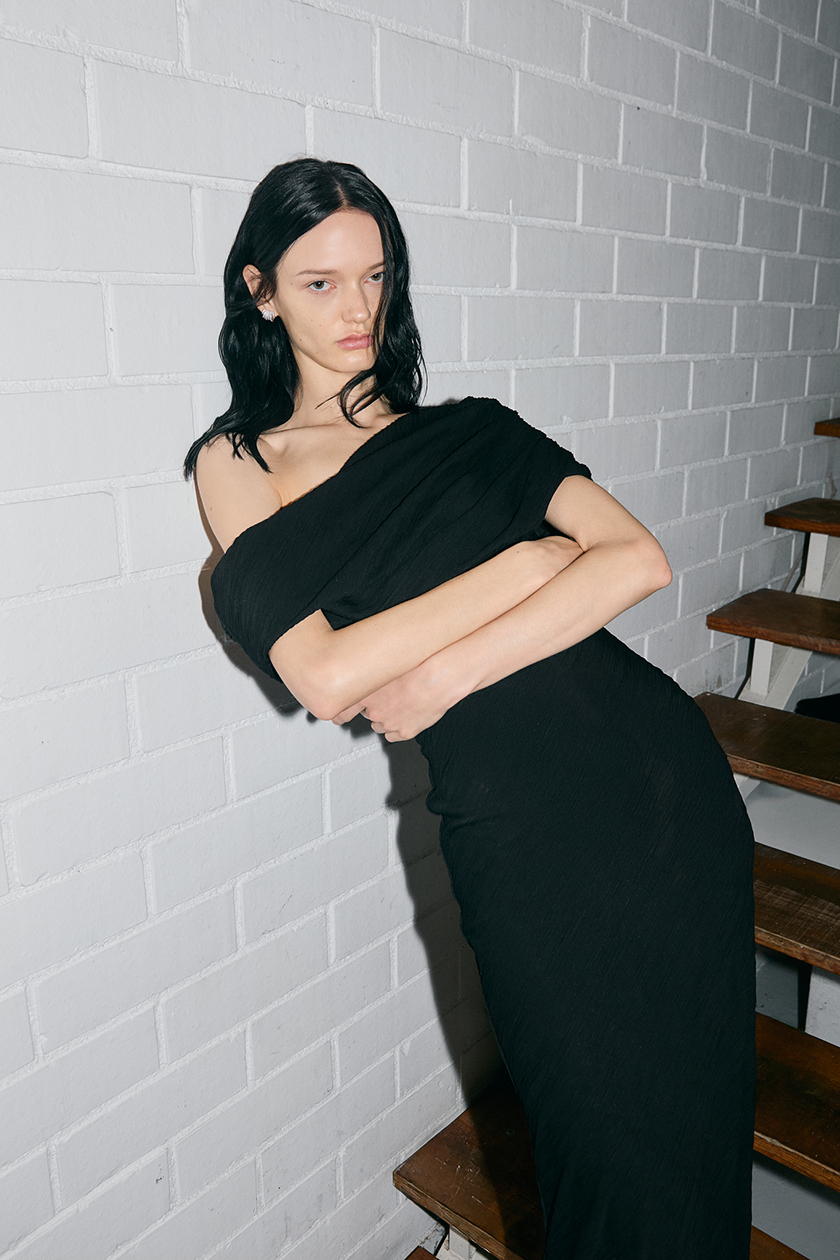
[211,397,755,1259]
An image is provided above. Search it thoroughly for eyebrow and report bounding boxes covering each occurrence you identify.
[293,262,385,278]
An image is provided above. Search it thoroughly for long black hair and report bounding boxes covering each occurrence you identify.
[184,158,425,477]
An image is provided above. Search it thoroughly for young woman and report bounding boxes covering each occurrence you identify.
[187,158,755,1259]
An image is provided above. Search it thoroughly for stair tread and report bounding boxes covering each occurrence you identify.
[707,588,840,656]
[394,1054,814,1260]
[755,842,840,976]
[815,419,840,438]
[696,692,840,802]
[404,1251,436,1260]
[765,497,840,537]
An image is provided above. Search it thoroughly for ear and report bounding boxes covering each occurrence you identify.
[242,264,263,298]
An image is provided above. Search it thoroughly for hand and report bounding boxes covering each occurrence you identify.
[331,654,467,741]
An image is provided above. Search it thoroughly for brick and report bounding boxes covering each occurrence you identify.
[677,55,750,128]
[251,947,390,1077]
[728,404,785,453]
[337,971,442,1083]
[467,295,574,360]
[0,572,215,699]
[816,260,840,303]
[749,82,809,147]
[746,534,797,589]
[674,641,738,696]
[0,0,178,56]
[334,852,449,959]
[518,227,614,293]
[763,255,816,302]
[654,515,720,571]
[608,581,679,639]
[242,816,389,941]
[112,283,224,376]
[514,364,611,425]
[800,436,837,481]
[0,41,86,155]
[380,31,511,134]
[614,360,690,418]
[197,188,250,278]
[401,210,509,288]
[666,303,733,354]
[10,1157,169,1260]
[579,299,663,356]
[616,238,695,299]
[152,781,322,912]
[705,128,770,192]
[414,293,461,364]
[697,248,762,299]
[742,197,800,251]
[426,368,510,406]
[685,457,748,512]
[56,1035,246,1203]
[35,893,236,1050]
[808,353,840,394]
[189,0,372,103]
[627,0,711,50]
[215,1162,338,1260]
[124,481,210,570]
[748,446,802,496]
[670,184,740,244]
[396,898,463,988]
[825,163,840,212]
[344,1069,457,1195]
[230,706,356,799]
[519,74,621,159]
[571,421,657,478]
[680,554,742,617]
[341,0,460,34]
[800,208,840,257]
[96,62,305,180]
[792,306,839,349]
[0,167,192,273]
[175,1043,332,1198]
[588,20,676,106]
[261,1058,394,1201]
[754,354,809,401]
[0,990,33,1077]
[722,498,770,550]
[0,280,106,382]
[711,3,778,78]
[645,614,712,674]
[470,0,582,75]
[659,412,727,466]
[0,1011,158,1166]
[0,385,193,491]
[0,494,119,598]
[313,112,460,209]
[818,0,840,51]
[468,141,577,221]
[0,682,128,800]
[809,105,840,161]
[163,916,327,1060]
[779,33,834,102]
[0,853,147,989]
[0,1153,53,1255]
[692,357,754,409]
[581,165,667,234]
[783,396,833,442]
[120,1162,256,1260]
[761,0,818,37]
[329,746,392,828]
[771,150,826,206]
[623,108,703,177]
[734,306,791,352]
[610,471,685,525]
[398,998,486,1095]
[14,740,225,884]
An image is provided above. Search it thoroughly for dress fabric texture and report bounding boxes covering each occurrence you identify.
[211,397,756,1260]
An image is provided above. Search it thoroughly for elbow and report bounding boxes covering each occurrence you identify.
[646,538,672,592]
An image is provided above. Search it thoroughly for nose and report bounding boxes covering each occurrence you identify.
[343,283,373,326]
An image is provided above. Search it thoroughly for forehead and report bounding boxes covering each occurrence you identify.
[281,209,383,273]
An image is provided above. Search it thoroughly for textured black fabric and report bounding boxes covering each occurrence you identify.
[211,397,756,1259]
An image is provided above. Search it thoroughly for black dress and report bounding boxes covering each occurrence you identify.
[211,398,756,1259]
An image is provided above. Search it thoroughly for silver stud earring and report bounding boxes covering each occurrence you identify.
[261,308,277,322]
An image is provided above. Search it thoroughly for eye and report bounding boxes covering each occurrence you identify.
[368,271,385,284]
[307,279,331,291]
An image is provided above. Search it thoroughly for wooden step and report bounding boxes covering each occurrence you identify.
[815,419,840,438]
[707,588,840,655]
[695,692,840,802]
[755,843,840,976]
[765,496,840,537]
[404,1251,436,1260]
[394,1066,812,1260]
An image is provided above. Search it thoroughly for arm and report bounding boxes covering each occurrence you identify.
[340,477,671,739]
[269,534,582,719]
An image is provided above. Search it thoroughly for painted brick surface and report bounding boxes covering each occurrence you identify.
[2,2,839,1258]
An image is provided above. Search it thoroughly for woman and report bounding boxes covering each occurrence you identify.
[187,158,755,1258]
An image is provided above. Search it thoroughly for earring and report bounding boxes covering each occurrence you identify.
[261,308,277,322]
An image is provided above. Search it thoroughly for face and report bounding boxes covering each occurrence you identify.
[253,209,385,391]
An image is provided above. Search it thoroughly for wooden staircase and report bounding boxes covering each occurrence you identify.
[394,420,840,1260]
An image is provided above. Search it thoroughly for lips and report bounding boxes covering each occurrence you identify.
[337,335,372,350]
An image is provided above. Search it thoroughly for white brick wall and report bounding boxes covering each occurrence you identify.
[2,2,840,1258]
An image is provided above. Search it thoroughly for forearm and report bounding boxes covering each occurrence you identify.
[269,538,573,719]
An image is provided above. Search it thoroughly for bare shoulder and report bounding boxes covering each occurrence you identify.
[195,435,281,552]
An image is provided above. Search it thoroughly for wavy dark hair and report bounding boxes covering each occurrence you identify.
[184,157,425,476]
